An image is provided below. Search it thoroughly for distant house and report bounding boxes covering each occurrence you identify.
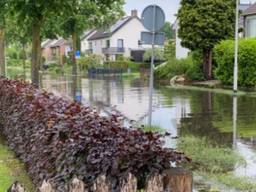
[86,10,150,61]
[242,3,256,37]
[81,29,97,54]
[41,38,71,65]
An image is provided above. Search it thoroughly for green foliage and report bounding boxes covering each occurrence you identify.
[143,48,164,62]
[178,0,235,51]
[211,173,256,191]
[6,46,19,59]
[160,22,173,40]
[78,54,103,71]
[214,38,256,86]
[178,136,245,173]
[139,125,164,133]
[164,39,175,60]
[105,61,129,69]
[154,55,204,81]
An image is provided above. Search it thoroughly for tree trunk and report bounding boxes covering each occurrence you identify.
[203,49,213,80]
[0,27,5,76]
[31,22,42,86]
[22,43,26,80]
[163,168,193,192]
[72,32,77,76]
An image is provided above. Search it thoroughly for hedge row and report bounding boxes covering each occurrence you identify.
[0,78,188,191]
[214,38,256,86]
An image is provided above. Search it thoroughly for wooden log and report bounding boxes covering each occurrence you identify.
[120,173,137,192]
[145,173,164,192]
[38,180,55,192]
[7,182,26,192]
[92,175,110,192]
[69,178,87,192]
[163,168,192,192]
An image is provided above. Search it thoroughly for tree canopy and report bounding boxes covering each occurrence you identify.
[5,0,125,85]
[177,0,235,79]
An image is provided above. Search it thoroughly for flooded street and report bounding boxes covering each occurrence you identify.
[40,73,256,191]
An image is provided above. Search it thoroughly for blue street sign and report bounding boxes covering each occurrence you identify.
[75,90,82,102]
[75,50,81,59]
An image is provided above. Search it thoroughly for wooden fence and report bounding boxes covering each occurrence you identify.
[8,168,192,192]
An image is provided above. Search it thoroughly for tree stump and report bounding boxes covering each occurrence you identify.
[120,173,137,192]
[163,168,192,192]
[7,182,26,192]
[92,175,110,192]
[145,173,164,192]
[38,180,55,192]
[69,178,86,192]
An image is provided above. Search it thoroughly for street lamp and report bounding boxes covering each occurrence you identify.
[233,0,239,93]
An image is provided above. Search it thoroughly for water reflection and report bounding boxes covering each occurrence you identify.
[40,74,256,178]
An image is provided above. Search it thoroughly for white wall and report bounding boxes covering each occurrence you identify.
[81,31,97,52]
[173,20,189,59]
[245,15,256,37]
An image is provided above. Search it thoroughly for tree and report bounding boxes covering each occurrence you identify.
[177,0,235,79]
[0,0,7,76]
[161,22,173,40]
[164,39,175,60]
[10,0,124,86]
[5,14,32,79]
[9,0,67,85]
[58,0,124,77]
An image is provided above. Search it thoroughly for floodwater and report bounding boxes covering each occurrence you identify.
[40,73,256,191]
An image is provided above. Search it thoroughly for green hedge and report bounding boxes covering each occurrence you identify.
[214,38,256,86]
[154,53,204,81]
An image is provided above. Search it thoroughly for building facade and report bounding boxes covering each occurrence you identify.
[85,10,150,61]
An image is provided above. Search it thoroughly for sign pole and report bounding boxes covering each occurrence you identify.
[233,0,239,93]
[148,5,156,126]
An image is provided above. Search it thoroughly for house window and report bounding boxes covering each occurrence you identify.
[52,47,57,56]
[106,40,110,48]
[117,39,124,48]
[89,42,93,49]
[247,17,256,37]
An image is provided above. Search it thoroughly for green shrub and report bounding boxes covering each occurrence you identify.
[6,47,19,60]
[77,54,103,71]
[214,38,256,86]
[154,54,204,81]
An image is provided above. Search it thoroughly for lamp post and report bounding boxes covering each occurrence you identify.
[233,0,239,93]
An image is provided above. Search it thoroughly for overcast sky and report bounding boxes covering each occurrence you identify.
[124,0,256,23]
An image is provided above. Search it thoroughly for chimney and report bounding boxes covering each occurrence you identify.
[131,10,138,17]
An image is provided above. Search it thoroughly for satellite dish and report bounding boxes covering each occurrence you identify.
[141,5,165,32]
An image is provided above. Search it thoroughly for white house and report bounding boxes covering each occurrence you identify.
[86,10,150,61]
[81,29,97,54]
[172,19,189,59]
[243,3,256,37]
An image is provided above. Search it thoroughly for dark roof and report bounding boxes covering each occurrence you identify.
[50,38,66,47]
[243,3,256,16]
[88,16,136,41]
[81,29,96,40]
[41,38,66,49]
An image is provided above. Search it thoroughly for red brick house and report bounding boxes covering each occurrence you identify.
[41,38,71,65]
